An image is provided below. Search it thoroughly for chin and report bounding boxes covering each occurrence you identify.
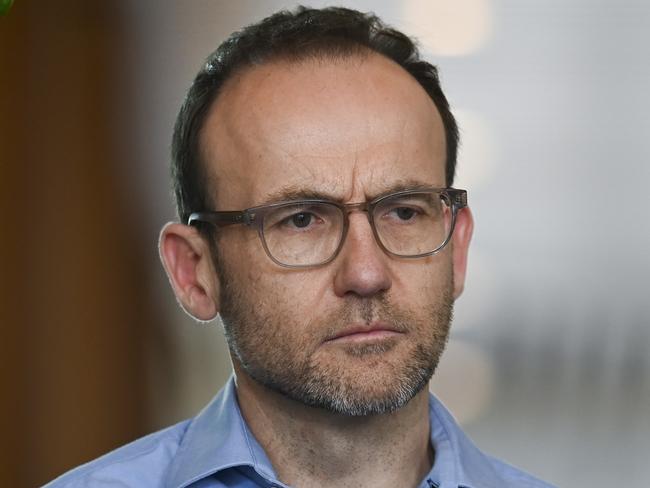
[269,341,438,416]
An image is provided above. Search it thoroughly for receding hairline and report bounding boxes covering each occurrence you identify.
[172,7,459,225]
[196,48,441,208]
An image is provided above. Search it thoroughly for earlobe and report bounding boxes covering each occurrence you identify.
[451,207,474,299]
[159,222,220,321]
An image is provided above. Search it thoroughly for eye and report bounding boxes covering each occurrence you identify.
[287,212,314,228]
[393,207,417,221]
[264,202,340,236]
[383,205,423,223]
[376,193,444,225]
[274,208,325,231]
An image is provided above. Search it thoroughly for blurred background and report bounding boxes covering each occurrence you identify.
[1,0,649,486]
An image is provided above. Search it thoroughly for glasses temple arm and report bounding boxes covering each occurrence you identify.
[187,211,248,227]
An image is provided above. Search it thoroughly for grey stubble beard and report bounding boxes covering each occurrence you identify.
[215,251,454,416]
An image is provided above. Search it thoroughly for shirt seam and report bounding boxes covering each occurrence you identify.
[162,420,194,488]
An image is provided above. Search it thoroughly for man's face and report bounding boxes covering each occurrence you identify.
[201,53,458,415]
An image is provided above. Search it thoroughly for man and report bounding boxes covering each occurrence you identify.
[47,6,554,488]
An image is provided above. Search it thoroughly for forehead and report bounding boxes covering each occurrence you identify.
[200,53,446,207]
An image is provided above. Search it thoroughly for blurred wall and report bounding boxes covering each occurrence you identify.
[2,1,649,487]
[1,2,158,486]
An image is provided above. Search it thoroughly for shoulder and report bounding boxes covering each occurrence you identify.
[43,420,191,488]
[427,394,557,488]
[485,455,557,488]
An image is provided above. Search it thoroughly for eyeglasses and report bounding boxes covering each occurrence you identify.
[188,187,468,268]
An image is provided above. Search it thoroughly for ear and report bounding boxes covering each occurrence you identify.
[451,207,474,299]
[158,222,220,321]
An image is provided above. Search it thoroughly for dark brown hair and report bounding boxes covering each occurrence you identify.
[171,6,459,223]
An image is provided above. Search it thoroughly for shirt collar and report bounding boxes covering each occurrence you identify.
[167,376,507,488]
[426,394,506,488]
[166,376,279,488]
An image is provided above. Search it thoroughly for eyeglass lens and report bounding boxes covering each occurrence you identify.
[262,202,344,266]
[374,192,452,257]
[260,192,454,267]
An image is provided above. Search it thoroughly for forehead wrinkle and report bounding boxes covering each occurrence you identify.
[349,115,414,201]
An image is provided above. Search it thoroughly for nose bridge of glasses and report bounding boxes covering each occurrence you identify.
[342,201,370,218]
[339,200,384,253]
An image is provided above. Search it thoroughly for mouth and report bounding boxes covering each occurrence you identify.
[324,322,404,344]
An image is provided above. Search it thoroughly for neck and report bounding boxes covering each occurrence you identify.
[233,364,433,488]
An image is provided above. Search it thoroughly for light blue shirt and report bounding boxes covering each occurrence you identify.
[45,376,555,488]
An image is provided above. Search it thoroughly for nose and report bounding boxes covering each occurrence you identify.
[332,212,392,298]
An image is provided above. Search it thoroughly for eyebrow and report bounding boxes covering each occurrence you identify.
[367,180,440,201]
[259,186,339,205]
[257,179,442,206]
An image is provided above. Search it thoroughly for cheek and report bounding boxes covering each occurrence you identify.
[390,252,453,301]
[229,228,336,309]
[218,228,277,284]
[222,241,334,328]
[233,274,328,363]
[215,227,259,264]
[248,271,334,321]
